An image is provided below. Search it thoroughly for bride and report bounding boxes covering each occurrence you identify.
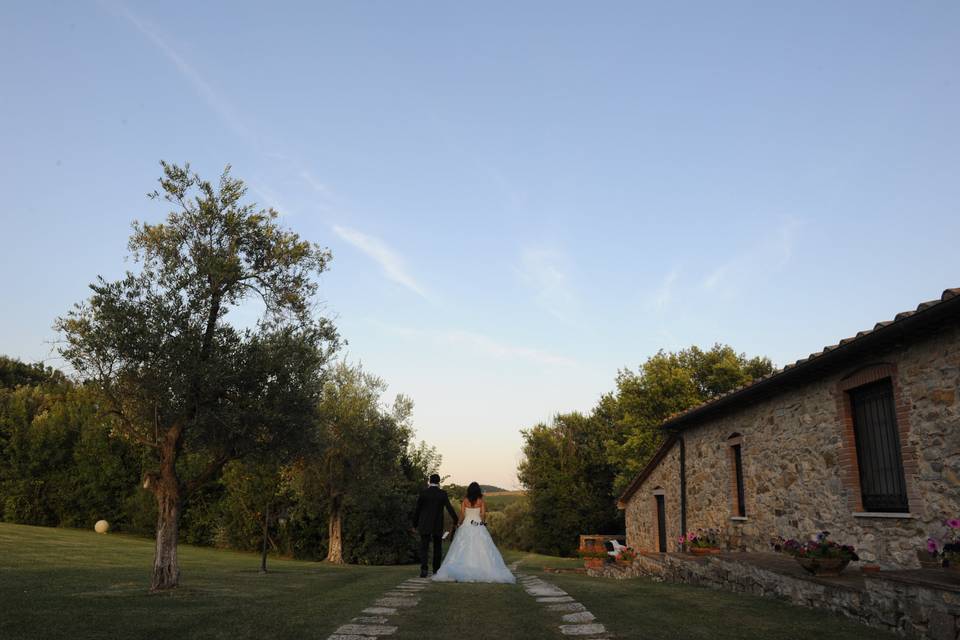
[432,482,516,584]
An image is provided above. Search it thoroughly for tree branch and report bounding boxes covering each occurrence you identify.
[183,454,232,496]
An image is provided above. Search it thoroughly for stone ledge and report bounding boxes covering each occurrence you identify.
[592,551,960,639]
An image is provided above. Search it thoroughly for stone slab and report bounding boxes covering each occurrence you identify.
[362,607,397,615]
[559,623,606,636]
[383,591,419,598]
[547,602,586,613]
[352,616,389,624]
[562,611,596,623]
[525,586,568,597]
[327,635,368,640]
[375,597,419,608]
[334,624,398,636]
[537,596,574,603]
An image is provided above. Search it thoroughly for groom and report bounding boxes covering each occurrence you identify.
[412,473,458,578]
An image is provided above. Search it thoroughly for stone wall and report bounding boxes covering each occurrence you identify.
[622,322,960,568]
[589,553,960,640]
[624,441,681,552]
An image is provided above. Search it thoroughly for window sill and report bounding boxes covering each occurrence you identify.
[853,512,914,519]
[730,516,748,522]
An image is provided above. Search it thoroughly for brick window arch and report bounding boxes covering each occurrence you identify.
[835,363,919,514]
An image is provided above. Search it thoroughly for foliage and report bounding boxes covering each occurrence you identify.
[681,529,721,549]
[291,361,439,564]
[0,357,65,389]
[54,162,340,589]
[0,356,440,566]
[770,531,859,561]
[616,546,637,562]
[486,496,535,551]
[0,374,146,531]
[516,344,772,557]
[925,518,960,566]
[604,345,774,493]
[518,412,622,556]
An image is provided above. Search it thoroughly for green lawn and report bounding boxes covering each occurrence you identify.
[0,523,410,640]
[508,551,895,640]
[0,523,893,640]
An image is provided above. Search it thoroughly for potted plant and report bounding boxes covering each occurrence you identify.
[578,548,607,569]
[942,518,960,574]
[616,546,637,565]
[684,529,721,555]
[917,537,943,569]
[772,531,858,576]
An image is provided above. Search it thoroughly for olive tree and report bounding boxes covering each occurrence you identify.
[57,162,337,590]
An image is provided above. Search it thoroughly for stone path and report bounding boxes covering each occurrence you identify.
[511,562,611,638]
[327,565,611,639]
[325,576,429,640]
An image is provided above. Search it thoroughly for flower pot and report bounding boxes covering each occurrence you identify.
[795,557,850,577]
[945,558,960,576]
[917,550,942,569]
[690,547,721,556]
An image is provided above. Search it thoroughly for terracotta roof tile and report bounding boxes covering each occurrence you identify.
[658,288,960,429]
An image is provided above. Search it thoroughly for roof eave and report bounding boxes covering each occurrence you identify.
[660,290,960,434]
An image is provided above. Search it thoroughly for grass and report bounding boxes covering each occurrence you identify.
[1,523,895,640]
[508,551,895,640]
[0,523,410,640]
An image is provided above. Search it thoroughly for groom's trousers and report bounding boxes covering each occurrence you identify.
[419,533,442,573]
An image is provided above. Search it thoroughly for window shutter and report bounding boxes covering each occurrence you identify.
[850,379,908,512]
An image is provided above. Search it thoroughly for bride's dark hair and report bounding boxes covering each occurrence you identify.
[466,482,483,505]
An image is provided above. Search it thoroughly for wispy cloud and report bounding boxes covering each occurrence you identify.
[298,169,329,194]
[439,330,576,368]
[252,185,292,216]
[517,247,578,321]
[112,2,337,221]
[333,225,428,299]
[370,321,577,368]
[650,267,680,312]
[111,3,251,142]
[701,218,804,294]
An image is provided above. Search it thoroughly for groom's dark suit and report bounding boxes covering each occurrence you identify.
[412,484,458,574]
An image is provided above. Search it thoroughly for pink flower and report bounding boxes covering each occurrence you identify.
[677,536,685,545]
[947,518,960,529]
[927,538,940,553]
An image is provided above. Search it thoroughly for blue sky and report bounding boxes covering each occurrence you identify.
[1,2,958,489]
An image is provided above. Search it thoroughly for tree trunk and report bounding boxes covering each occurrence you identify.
[150,476,181,590]
[327,495,344,564]
[149,425,183,591]
[260,502,271,574]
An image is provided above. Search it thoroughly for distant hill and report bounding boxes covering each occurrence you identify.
[479,485,509,493]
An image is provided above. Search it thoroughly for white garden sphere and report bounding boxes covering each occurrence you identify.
[94,520,110,534]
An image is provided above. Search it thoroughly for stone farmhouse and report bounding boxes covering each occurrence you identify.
[618,288,960,569]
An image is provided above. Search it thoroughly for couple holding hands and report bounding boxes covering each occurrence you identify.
[411,475,515,583]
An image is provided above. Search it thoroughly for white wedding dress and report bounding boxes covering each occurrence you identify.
[431,507,516,583]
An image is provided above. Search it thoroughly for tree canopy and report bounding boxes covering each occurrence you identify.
[56,162,338,590]
[516,344,774,556]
